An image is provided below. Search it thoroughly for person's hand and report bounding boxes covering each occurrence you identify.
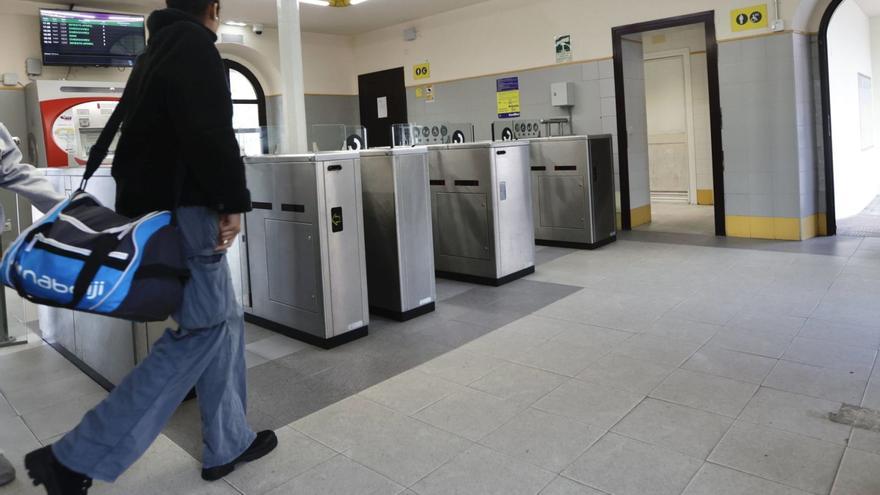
[216,213,241,251]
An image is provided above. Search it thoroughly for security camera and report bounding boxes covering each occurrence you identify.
[252,23,264,35]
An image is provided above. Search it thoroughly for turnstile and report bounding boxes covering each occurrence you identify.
[360,147,436,321]
[243,152,369,348]
[529,135,617,249]
[428,141,535,286]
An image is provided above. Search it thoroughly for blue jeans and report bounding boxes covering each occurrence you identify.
[53,207,256,482]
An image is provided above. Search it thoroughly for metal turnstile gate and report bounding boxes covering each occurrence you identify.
[360,147,436,320]
[243,152,369,348]
[529,135,617,249]
[428,141,535,286]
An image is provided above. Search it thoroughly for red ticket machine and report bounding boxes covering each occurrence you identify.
[25,80,124,167]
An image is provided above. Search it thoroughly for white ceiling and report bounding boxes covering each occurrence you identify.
[855,0,880,17]
[9,0,494,34]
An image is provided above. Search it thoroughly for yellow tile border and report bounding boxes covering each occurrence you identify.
[630,204,652,228]
[726,214,830,241]
[696,189,714,205]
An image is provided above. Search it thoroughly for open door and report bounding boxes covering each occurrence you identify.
[358,67,408,148]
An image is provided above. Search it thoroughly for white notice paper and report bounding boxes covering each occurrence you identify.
[377,96,388,119]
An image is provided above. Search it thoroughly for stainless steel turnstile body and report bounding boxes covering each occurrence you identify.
[428,141,535,286]
[360,147,436,320]
[243,152,369,347]
[529,135,617,249]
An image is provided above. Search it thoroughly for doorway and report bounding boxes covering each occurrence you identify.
[357,67,408,148]
[224,60,268,156]
[612,12,726,236]
[819,0,880,237]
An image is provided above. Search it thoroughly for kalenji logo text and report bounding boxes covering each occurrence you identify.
[17,266,105,300]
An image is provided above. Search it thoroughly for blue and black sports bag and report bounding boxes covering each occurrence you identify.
[0,101,188,322]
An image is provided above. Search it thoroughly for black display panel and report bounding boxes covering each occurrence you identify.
[40,9,145,67]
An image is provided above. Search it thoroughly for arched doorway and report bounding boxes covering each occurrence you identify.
[224,59,268,156]
[818,0,880,236]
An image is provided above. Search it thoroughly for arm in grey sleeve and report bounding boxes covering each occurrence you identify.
[0,123,66,214]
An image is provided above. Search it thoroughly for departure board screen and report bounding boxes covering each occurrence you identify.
[40,9,145,67]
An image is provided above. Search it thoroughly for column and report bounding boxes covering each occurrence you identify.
[276,0,308,153]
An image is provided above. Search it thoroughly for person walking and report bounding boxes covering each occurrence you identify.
[0,122,66,489]
[23,1,277,493]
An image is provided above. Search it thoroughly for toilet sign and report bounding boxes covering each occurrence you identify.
[731,4,768,32]
[413,62,431,80]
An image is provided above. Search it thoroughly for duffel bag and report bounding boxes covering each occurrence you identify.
[0,190,188,321]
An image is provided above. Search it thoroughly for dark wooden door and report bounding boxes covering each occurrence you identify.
[358,67,408,148]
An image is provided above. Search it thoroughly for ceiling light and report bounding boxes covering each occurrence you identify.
[225,20,247,26]
[349,0,369,4]
[299,0,330,6]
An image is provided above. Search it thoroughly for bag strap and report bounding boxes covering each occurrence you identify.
[68,233,120,308]
[79,97,127,191]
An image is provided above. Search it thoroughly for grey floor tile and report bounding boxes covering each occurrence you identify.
[265,455,404,495]
[293,396,400,453]
[651,369,758,418]
[532,379,644,430]
[344,414,472,487]
[413,387,524,441]
[410,319,494,349]
[0,346,80,394]
[798,318,880,349]
[245,334,309,361]
[244,323,275,344]
[4,373,104,416]
[275,346,363,378]
[706,327,794,358]
[224,426,336,495]
[667,295,741,326]
[763,360,869,404]
[469,362,568,404]
[612,398,733,460]
[563,433,703,495]
[0,416,41,459]
[248,362,349,425]
[90,435,237,495]
[244,350,269,369]
[0,452,45,495]
[864,380,880,410]
[682,346,778,384]
[461,329,548,362]
[21,391,106,442]
[480,407,604,473]
[781,337,876,378]
[831,448,880,495]
[642,315,722,344]
[739,387,851,445]
[358,369,464,415]
[709,421,845,495]
[411,444,556,495]
[682,463,814,495]
[611,334,703,367]
[416,349,505,385]
[510,339,612,377]
[539,477,607,495]
[727,311,806,338]
[577,354,675,395]
[849,428,880,456]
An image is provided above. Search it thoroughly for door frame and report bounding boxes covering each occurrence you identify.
[818,0,847,236]
[612,10,726,235]
[644,48,700,205]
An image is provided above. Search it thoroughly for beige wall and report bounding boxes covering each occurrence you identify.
[350,0,808,87]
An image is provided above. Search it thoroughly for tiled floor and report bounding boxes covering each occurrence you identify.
[635,202,716,236]
[838,194,880,238]
[2,238,880,494]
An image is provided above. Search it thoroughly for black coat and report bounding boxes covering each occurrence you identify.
[112,8,251,217]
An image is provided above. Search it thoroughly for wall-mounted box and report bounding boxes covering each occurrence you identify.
[551,82,575,107]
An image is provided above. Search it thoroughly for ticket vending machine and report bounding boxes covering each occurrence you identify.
[25,80,123,167]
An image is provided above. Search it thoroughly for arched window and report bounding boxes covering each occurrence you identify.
[224,59,268,156]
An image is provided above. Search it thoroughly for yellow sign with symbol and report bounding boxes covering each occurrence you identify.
[415,85,434,102]
[413,62,431,80]
[731,4,769,32]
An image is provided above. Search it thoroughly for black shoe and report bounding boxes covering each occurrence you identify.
[201,430,278,481]
[24,446,92,495]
